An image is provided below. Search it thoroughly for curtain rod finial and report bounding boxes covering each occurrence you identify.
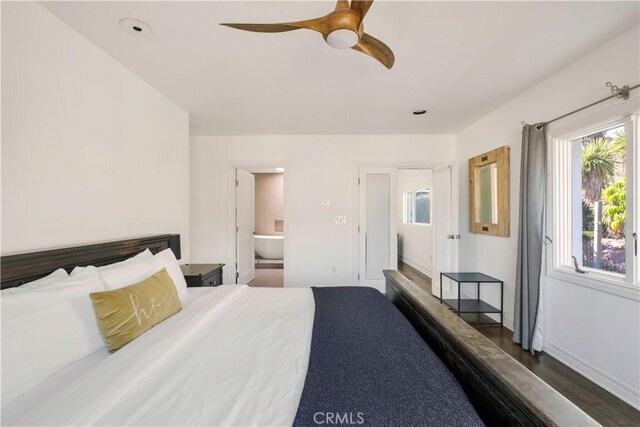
[606,81,631,100]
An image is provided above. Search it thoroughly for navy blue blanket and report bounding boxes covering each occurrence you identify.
[293,287,483,427]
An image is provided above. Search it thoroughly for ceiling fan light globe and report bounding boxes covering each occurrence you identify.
[326,29,359,49]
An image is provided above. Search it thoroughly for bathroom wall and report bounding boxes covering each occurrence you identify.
[254,173,284,235]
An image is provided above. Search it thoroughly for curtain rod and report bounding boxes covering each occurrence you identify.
[521,82,639,128]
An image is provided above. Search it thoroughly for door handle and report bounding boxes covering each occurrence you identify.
[633,232,637,256]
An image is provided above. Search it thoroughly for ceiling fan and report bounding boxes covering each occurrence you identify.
[220,0,394,69]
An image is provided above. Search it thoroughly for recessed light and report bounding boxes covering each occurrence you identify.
[413,109,427,115]
[119,18,154,38]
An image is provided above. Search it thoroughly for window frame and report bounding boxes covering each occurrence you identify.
[405,191,413,223]
[546,95,639,301]
[403,189,432,226]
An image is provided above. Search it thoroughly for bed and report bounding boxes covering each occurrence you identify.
[1,235,597,426]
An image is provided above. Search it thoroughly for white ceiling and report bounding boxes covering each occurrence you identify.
[42,1,639,136]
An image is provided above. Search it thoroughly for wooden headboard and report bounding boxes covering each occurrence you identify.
[0,234,180,290]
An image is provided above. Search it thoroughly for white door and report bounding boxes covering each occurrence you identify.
[359,167,398,291]
[432,165,455,297]
[236,169,255,284]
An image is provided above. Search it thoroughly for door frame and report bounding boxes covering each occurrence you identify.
[352,161,459,288]
[227,162,289,286]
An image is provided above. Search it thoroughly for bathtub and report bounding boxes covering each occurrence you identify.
[254,235,284,259]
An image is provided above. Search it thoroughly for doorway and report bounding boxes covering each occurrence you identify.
[397,168,434,288]
[357,164,456,295]
[233,166,285,288]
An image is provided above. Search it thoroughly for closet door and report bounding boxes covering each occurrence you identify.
[358,167,398,292]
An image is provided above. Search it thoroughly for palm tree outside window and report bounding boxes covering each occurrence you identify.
[579,125,626,275]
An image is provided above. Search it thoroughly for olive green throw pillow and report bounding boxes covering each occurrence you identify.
[90,268,182,352]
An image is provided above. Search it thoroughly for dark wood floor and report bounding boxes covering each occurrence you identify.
[397,261,640,427]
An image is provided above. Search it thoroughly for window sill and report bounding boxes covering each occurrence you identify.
[547,267,639,301]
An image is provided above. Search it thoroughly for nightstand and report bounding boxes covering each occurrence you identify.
[180,264,225,287]
[440,272,503,326]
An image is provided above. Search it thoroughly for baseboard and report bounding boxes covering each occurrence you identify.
[398,255,432,278]
[544,341,640,410]
[502,317,514,331]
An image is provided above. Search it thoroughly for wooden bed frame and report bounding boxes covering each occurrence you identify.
[0,234,179,290]
[0,236,597,426]
[384,270,599,427]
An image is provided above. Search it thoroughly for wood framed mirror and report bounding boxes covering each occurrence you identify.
[469,146,510,237]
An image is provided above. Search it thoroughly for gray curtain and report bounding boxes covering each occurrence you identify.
[513,123,546,355]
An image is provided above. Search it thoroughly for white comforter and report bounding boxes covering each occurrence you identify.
[4,285,315,426]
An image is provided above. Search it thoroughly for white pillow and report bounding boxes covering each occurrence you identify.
[1,268,69,294]
[98,254,162,291]
[1,267,106,404]
[154,248,188,302]
[96,248,153,272]
[96,249,187,303]
[71,249,153,276]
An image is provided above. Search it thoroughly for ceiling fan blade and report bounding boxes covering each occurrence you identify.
[352,33,394,69]
[350,0,374,19]
[220,16,327,34]
[220,23,301,33]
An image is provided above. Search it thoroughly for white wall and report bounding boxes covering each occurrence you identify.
[455,25,640,408]
[397,169,433,276]
[1,2,190,259]
[190,135,454,286]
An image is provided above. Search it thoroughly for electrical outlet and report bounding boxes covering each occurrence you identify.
[321,200,330,205]
[334,216,347,224]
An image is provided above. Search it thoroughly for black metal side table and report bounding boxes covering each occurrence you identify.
[440,272,503,326]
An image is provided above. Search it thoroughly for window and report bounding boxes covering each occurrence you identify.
[548,105,638,293]
[404,189,431,224]
[578,125,626,275]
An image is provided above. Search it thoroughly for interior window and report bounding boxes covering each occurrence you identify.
[414,189,431,224]
[404,189,431,225]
